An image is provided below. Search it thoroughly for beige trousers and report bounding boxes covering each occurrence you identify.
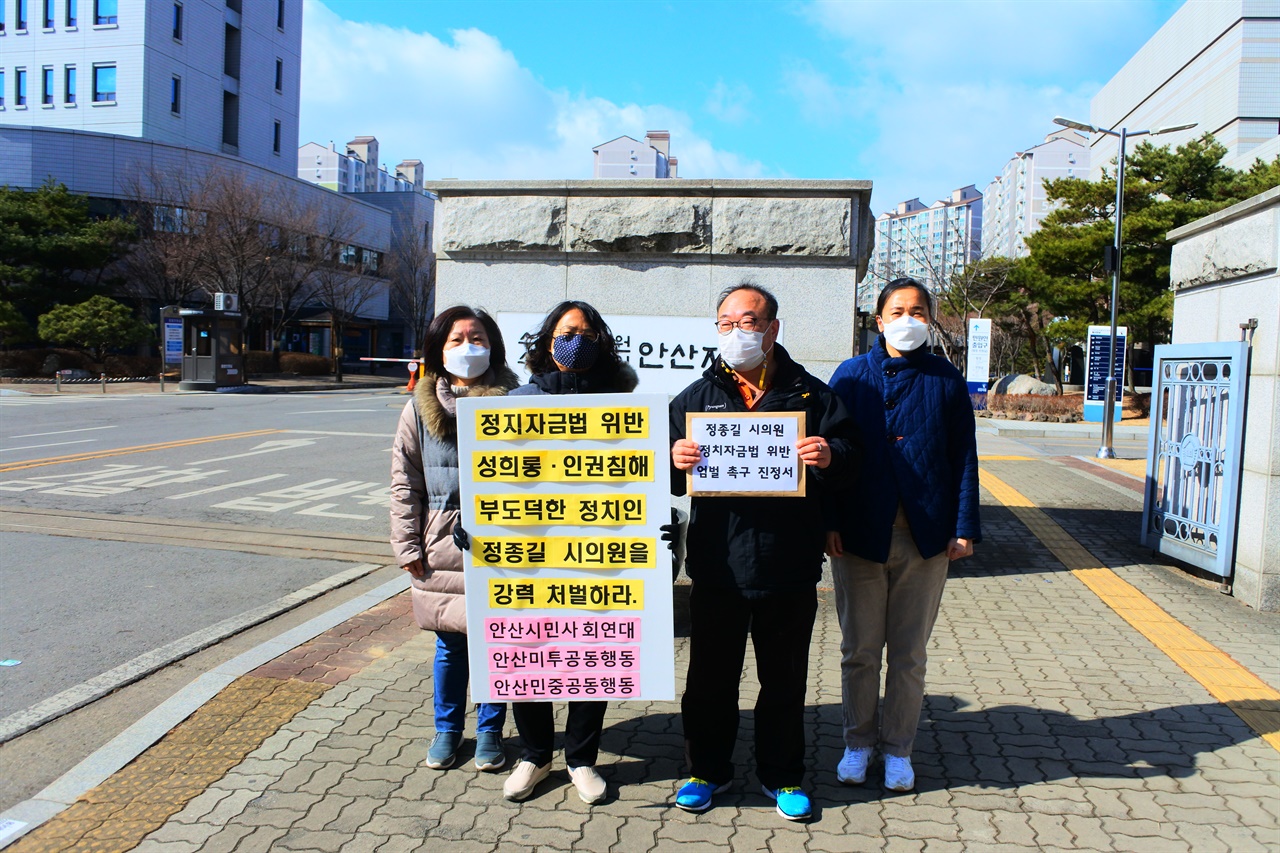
[831,506,949,757]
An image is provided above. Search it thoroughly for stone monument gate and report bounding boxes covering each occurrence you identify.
[423,180,875,385]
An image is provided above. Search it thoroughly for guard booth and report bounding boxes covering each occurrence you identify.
[164,296,246,391]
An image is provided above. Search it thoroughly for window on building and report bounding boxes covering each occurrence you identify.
[272,120,281,153]
[0,1,5,32]
[0,72,5,106]
[66,0,76,26]
[42,67,53,104]
[92,64,115,101]
[64,66,75,103]
[225,0,240,12]
[94,0,115,24]
[274,58,282,92]
[17,0,29,29]
[16,69,28,105]
[172,2,181,39]
[170,76,180,113]
[42,0,53,27]
[276,0,284,29]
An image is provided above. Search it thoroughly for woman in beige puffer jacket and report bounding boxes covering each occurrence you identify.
[390,306,520,772]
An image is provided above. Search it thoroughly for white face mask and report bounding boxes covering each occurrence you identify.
[882,315,930,353]
[443,343,491,380]
[718,327,769,371]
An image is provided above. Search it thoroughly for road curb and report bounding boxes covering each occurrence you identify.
[0,575,411,849]
[975,419,1148,440]
[0,563,390,744]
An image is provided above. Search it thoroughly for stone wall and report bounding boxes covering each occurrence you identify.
[424,180,875,382]
[1169,185,1280,611]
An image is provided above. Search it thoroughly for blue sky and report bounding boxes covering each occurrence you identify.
[300,0,1185,215]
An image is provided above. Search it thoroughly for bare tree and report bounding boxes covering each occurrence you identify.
[117,168,207,311]
[260,192,329,359]
[387,223,435,357]
[194,170,278,337]
[307,209,378,382]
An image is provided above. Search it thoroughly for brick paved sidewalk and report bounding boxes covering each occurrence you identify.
[6,456,1279,852]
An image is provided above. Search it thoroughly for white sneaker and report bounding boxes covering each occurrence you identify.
[567,765,607,804]
[837,746,874,785]
[884,754,915,791]
[503,760,551,802]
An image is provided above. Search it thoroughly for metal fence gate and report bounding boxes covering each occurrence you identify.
[1142,341,1251,578]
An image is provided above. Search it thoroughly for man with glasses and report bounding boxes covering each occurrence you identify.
[667,283,860,821]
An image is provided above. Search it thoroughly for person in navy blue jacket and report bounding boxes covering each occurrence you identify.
[825,277,981,793]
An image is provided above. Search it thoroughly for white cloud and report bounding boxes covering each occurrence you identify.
[793,0,1170,213]
[705,80,754,125]
[299,0,767,180]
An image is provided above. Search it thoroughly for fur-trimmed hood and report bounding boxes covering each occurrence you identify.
[414,365,521,440]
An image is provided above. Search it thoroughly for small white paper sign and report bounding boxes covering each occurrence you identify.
[687,412,805,497]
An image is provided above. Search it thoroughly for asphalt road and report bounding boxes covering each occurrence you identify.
[0,389,409,733]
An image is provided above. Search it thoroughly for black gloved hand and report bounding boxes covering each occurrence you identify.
[452,521,470,551]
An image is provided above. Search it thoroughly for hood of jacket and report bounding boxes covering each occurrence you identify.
[413,364,521,440]
[525,360,639,395]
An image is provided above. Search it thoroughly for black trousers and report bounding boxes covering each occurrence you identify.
[511,700,607,768]
[681,584,818,790]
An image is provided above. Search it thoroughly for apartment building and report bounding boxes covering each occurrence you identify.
[869,186,983,298]
[1089,0,1279,176]
[0,0,302,176]
[593,130,679,178]
[982,129,1090,260]
[297,136,424,195]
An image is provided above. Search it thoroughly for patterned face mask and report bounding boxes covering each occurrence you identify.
[552,333,600,371]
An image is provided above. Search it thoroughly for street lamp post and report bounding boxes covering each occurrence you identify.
[1052,116,1196,458]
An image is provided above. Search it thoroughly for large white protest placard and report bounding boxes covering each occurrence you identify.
[686,412,806,497]
[496,312,785,397]
[457,393,673,703]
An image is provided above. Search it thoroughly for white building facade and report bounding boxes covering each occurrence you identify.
[870,186,983,301]
[0,0,302,177]
[592,130,679,178]
[1090,0,1280,177]
[982,129,1090,259]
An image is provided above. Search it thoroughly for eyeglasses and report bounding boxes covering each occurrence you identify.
[714,317,771,334]
[554,330,599,342]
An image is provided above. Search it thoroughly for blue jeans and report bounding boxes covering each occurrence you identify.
[434,631,506,734]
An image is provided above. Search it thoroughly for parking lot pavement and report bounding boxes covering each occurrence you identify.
[3,454,1277,852]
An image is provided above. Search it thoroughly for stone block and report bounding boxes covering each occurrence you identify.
[712,197,851,257]
[710,264,857,380]
[437,259,568,317]
[442,196,566,253]
[1171,203,1278,290]
[568,196,710,253]
[1242,375,1275,477]
[1170,289,1220,346]
[565,260,714,318]
[1216,278,1278,374]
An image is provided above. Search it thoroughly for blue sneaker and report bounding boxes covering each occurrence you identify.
[674,777,729,812]
[761,785,812,821]
[425,731,461,769]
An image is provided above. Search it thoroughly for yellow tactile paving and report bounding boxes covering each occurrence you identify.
[1089,457,1148,479]
[7,676,328,853]
[980,467,1280,753]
